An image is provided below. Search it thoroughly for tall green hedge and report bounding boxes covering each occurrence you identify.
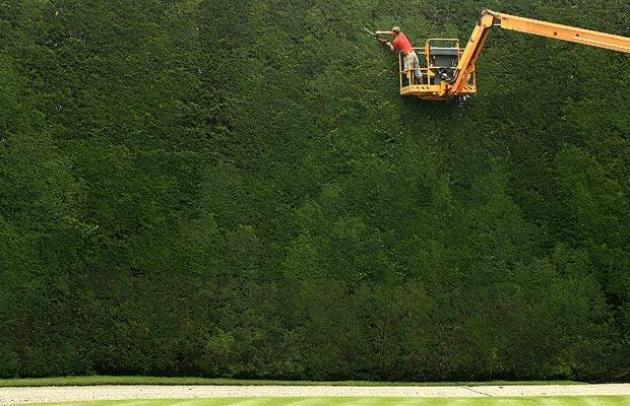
[0,0,629,381]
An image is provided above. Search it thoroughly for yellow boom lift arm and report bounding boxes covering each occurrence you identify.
[395,9,630,101]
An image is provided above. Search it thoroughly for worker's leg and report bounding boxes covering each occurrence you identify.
[404,53,414,84]
[410,52,422,83]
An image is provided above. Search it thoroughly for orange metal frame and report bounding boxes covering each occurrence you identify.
[398,39,477,101]
[399,9,630,101]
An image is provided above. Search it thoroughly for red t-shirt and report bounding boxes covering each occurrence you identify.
[391,33,413,54]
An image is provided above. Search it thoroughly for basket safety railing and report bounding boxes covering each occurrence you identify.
[398,39,465,88]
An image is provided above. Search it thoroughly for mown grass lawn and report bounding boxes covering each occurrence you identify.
[24,397,630,406]
[0,376,581,387]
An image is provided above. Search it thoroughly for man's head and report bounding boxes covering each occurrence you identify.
[392,26,401,35]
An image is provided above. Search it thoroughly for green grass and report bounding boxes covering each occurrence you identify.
[0,376,582,387]
[22,397,630,406]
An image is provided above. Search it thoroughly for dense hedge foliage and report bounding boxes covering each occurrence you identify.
[1,0,629,381]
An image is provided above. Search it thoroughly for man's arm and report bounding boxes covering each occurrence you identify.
[378,37,395,51]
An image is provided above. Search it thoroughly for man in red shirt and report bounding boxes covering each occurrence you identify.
[378,26,422,84]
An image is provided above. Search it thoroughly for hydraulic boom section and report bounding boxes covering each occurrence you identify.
[394,9,630,101]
